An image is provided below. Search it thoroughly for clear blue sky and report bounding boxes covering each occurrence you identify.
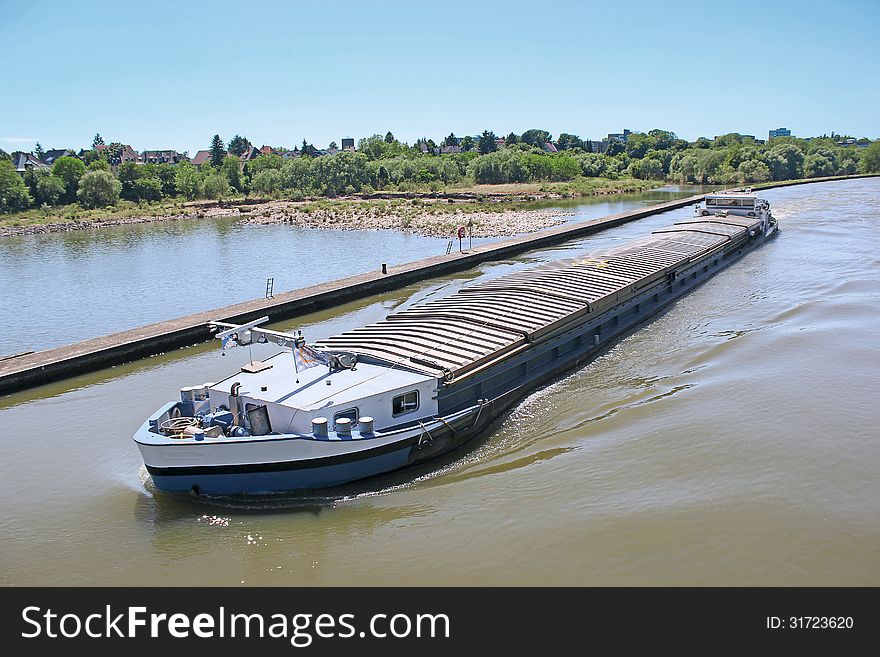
[2,0,877,155]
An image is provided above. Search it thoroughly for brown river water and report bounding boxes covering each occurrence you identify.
[1,178,878,585]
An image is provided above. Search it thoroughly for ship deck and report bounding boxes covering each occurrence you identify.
[316,214,764,380]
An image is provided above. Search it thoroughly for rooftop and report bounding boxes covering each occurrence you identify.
[209,353,431,412]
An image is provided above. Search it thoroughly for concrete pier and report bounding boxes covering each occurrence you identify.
[1,173,875,396]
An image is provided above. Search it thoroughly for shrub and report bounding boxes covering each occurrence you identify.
[133,177,163,201]
[36,173,66,205]
[203,173,231,200]
[0,160,32,212]
[76,170,121,208]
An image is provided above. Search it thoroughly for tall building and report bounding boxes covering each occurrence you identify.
[606,129,631,143]
[768,127,791,140]
[341,137,355,151]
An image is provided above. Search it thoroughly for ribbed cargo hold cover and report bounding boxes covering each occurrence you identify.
[316,215,759,378]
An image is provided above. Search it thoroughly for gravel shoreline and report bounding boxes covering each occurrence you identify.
[241,201,575,237]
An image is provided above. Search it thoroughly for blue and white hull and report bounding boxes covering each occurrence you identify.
[135,406,480,495]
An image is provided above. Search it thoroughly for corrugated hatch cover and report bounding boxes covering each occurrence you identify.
[316,215,762,380]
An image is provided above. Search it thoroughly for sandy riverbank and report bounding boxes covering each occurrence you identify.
[240,201,575,237]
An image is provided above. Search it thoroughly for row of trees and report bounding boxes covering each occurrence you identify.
[2,132,879,214]
[665,136,873,184]
[0,154,124,213]
[335,129,880,186]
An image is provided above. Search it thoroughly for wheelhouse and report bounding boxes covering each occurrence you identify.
[699,190,770,218]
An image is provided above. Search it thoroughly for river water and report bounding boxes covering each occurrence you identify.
[1,179,878,585]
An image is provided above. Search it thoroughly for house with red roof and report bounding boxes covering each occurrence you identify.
[191,150,212,166]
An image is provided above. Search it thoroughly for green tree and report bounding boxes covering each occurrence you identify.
[604,153,631,179]
[117,162,141,200]
[469,152,506,184]
[671,149,724,183]
[0,149,9,162]
[505,132,519,146]
[88,158,111,172]
[521,129,551,147]
[804,153,835,178]
[647,129,682,151]
[478,130,498,154]
[77,170,121,208]
[376,165,390,188]
[174,162,203,200]
[695,149,725,183]
[52,156,87,203]
[443,133,458,147]
[155,163,177,196]
[384,132,394,143]
[627,157,664,180]
[837,152,860,175]
[251,169,283,196]
[669,151,699,183]
[460,136,476,152]
[133,177,163,201]
[34,142,45,160]
[357,135,388,160]
[604,141,625,157]
[329,141,338,150]
[203,172,231,199]
[246,153,284,176]
[281,157,314,192]
[92,133,105,148]
[550,155,582,181]
[624,133,648,158]
[210,134,226,167]
[860,142,880,173]
[104,142,124,165]
[556,133,584,151]
[467,149,531,183]
[766,143,805,180]
[36,173,66,205]
[577,152,606,177]
[80,149,103,166]
[221,156,246,193]
[300,139,318,158]
[737,159,770,183]
[0,160,33,212]
[311,151,369,196]
[227,135,250,157]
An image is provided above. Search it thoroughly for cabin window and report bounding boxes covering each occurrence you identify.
[741,198,755,208]
[706,198,716,206]
[333,408,359,424]
[392,391,419,416]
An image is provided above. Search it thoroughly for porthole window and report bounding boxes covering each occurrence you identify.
[392,391,419,416]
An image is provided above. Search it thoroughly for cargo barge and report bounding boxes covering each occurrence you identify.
[134,191,778,495]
